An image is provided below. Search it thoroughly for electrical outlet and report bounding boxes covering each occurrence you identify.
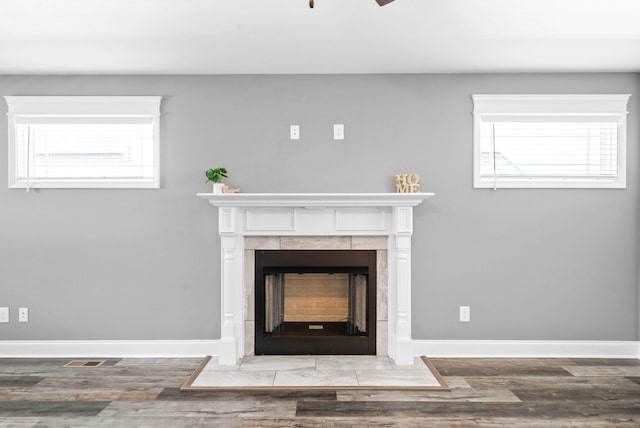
[459,306,470,322]
[333,124,344,140]
[290,125,300,140]
[18,307,28,323]
[0,307,8,323]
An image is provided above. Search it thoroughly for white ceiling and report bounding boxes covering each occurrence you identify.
[1,0,639,74]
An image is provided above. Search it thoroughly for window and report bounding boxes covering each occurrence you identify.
[472,94,630,189]
[5,96,161,189]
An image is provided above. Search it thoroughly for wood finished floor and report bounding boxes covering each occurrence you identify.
[0,357,639,427]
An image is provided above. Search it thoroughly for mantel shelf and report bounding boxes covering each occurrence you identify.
[196,192,435,208]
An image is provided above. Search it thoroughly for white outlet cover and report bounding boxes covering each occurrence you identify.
[18,307,28,323]
[0,307,8,323]
[290,125,300,140]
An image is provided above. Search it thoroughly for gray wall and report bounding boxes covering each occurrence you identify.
[0,74,638,341]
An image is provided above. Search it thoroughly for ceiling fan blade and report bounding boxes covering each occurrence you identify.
[375,0,395,5]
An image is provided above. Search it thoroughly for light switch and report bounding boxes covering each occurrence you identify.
[459,306,470,322]
[0,307,8,323]
[333,124,344,140]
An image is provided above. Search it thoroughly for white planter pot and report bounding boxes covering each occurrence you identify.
[213,183,225,194]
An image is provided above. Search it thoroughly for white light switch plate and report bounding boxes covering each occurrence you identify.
[333,124,344,140]
[0,307,8,323]
[459,306,470,322]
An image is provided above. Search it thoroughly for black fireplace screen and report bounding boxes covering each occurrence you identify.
[255,250,376,355]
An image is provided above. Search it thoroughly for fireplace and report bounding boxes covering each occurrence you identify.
[197,193,433,365]
[255,250,376,355]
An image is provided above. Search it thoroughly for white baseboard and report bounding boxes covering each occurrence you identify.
[413,340,640,359]
[1,339,638,359]
[0,340,219,358]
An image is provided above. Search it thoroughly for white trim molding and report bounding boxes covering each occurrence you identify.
[414,340,640,359]
[2,339,637,360]
[472,94,631,116]
[0,340,218,358]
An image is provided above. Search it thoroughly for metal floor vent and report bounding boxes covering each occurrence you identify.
[64,360,105,368]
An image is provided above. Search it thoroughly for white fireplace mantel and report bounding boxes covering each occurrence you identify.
[197,192,431,208]
[197,192,434,364]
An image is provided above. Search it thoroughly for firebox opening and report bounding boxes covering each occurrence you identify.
[255,250,376,355]
[264,272,368,337]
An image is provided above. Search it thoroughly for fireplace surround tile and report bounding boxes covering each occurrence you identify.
[352,236,388,250]
[245,236,281,250]
[244,250,255,322]
[377,320,388,356]
[377,251,388,321]
[280,236,351,250]
[244,320,255,357]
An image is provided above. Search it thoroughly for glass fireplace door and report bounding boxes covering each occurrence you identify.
[255,249,377,356]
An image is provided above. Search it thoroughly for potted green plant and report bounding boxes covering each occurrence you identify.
[205,167,228,194]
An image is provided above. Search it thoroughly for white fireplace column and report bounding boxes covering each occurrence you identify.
[198,193,434,365]
[218,207,245,365]
[390,206,415,365]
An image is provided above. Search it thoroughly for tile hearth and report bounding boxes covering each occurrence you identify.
[184,356,447,390]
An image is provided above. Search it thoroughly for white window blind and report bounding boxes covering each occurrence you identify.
[5,96,161,189]
[472,95,630,189]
